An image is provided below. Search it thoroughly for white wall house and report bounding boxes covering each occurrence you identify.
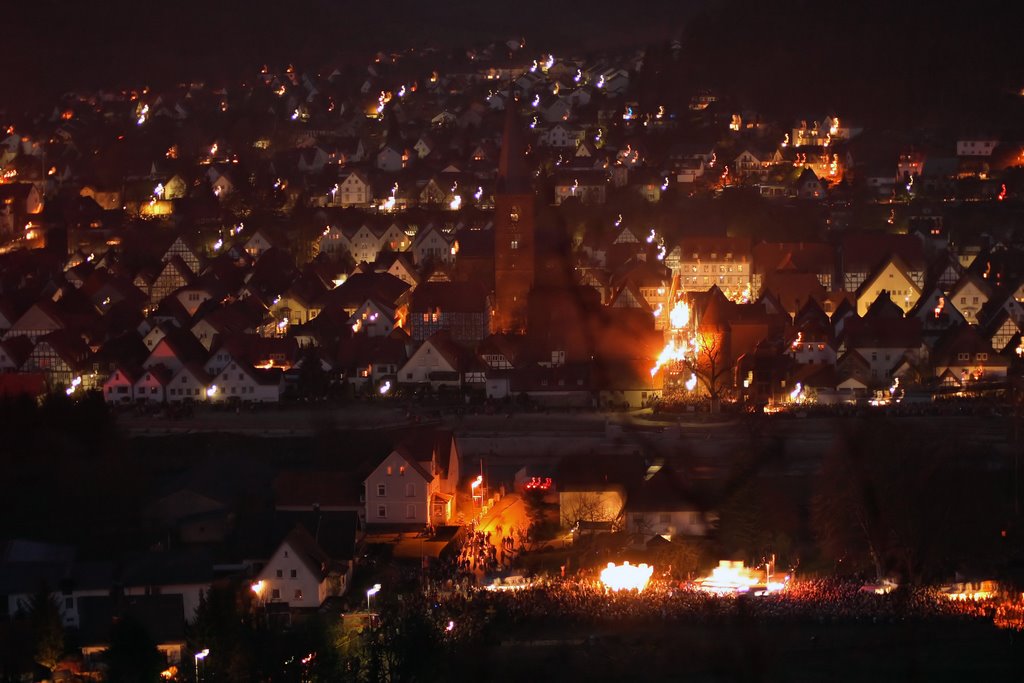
[207,362,282,402]
[364,450,432,526]
[254,526,350,609]
[167,364,211,403]
[103,367,137,403]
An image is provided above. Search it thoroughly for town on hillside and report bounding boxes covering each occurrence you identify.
[3,16,1024,682]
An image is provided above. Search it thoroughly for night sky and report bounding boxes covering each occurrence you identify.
[5,0,1024,130]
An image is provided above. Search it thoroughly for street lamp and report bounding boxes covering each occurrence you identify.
[194,648,209,682]
[471,475,483,507]
[366,584,381,612]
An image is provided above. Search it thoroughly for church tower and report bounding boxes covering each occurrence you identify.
[493,97,535,334]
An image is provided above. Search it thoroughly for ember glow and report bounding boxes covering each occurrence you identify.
[600,562,653,592]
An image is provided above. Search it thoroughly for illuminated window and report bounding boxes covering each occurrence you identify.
[511,239,519,250]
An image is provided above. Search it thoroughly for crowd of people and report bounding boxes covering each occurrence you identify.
[447,527,522,583]
[408,569,1024,642]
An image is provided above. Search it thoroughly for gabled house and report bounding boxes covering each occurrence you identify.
[408,281,489,344]
[161,236,202,274]
[134,365,173,403]
[840,233,926,293]
[3,299,67,341]
[22,330,91,390]
[253,525,352,610]
[271,272,328,326]
[363,430,461,527]
[553,170,608,205]
[840,300,924,387]
[334,170,372,208]
[143,328,208,375]
[348,298,396,337]
[207,362,283,403]
[948,272,991,325]
[167,363,211,403]
[149,256,196,306]
[397,330,466,390]
[624,466,713,543]
[855,254,922,316]
[243,229,276,259]
[931,326,1009,387]
[102,365,139,403]
[907,285,967,345]
[410,224,455,266]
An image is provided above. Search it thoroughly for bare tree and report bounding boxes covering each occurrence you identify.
[684,330,732,408]
[561,492,621,529]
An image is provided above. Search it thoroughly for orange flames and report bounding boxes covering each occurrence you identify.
[651,301,696,378]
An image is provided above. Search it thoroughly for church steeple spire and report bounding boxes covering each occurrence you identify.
[497,93,529,195]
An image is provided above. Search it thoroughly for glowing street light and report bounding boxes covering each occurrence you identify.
[366,584,381,611]
[194,649,209,682]
[206,385,217,398]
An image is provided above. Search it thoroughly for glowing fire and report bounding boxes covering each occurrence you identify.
[651,301,694,377]
[684,374,698,392]
[934,296,945,318]
[669,300,690,329]
[696,561,760,594]
[600,562,653,592]
[449,182,461,210]
[789,382,804,403]
[381,183,398,211]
